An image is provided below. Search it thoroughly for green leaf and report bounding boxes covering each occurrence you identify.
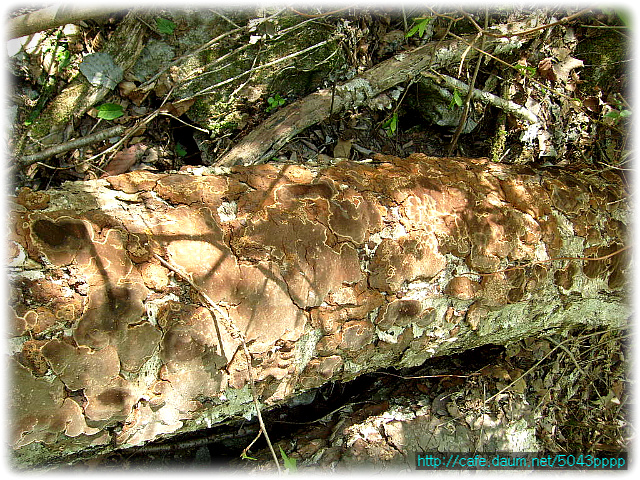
[383,112,398,136]
[449,89,463,109]
[615,9,631,27]
[418,17,431,37]
[266,94,285,112]
[56,49,71,69]
[405,23,421,38]
[279,446,297,473]
[453,89,463,106]
[240,451,257,461]
[97,103,124,120]
[156,17,177,35]
[406,17,431,38]
[175,142,187,157]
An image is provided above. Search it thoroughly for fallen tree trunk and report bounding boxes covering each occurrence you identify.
[9,153,629,467]
[216,34,535,166]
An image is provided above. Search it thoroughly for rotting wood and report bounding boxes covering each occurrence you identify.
[9,153,629,468]
[21,10,146,146]
[216,33,528,166]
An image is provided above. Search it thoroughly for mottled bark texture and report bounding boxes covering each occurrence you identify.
[9,154,629,467]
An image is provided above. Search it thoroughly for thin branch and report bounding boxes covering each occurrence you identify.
[423,71,538,124]
[487,8,593,39]
[8,5,117,39]
[447,11,487,156]
[15,125,126,169]
[461,245,630,278]
[138,9,286,91]
[184,38,333,102]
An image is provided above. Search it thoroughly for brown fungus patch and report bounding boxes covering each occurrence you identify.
[41,340,121,391]
[118,322,162,372]
[299,355,343,389]
[10,360,102,448]
[73,282,148,349]
[26,214,92,266]
[16,187,50,210]
[340,320,375,351]
[445,276,480,301]
[376,299,423,330]
[84,375,138,422]
[369,235,445,293]
[105,170,164,193]
[327,191,383,244]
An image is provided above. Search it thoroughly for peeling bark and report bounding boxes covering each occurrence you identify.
[217,34,525,166]
[9,154,629,467]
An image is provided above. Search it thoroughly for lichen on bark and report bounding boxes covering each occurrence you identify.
[9,153,629,467]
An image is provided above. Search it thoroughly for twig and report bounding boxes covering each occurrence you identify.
[138,9,286,91]
[444,31,574,102]
[211,10,241,29]
[483,329,607,405]
[8,5,116,39]
[447,10,487,156]
[184,38,334,102]
[487,8,593,39]
[423,71,538,124]
[460,244,629,278]
[153,253,282,473]
[289,6,352,18]
[15,125,126,169]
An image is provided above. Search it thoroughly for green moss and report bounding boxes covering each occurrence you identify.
[28,82,91,141]
[575,30,628,92]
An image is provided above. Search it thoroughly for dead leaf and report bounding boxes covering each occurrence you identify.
[160,98,196,117]
[333,138,353,159]
[169,98,196,117]
[553,56,584,84]
[480,364,510,381]
[102,144,146,177]
[538,57,557,82]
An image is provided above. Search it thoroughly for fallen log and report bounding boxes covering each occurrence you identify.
[216,33,536,166]
[9,153,629,467]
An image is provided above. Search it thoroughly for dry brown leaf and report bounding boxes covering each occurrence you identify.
[553,56,584,84]
[333,138,353,159]
[102,144,146,177]
[537,57,557,82]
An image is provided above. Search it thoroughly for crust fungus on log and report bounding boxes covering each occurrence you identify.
[8,153,629,467]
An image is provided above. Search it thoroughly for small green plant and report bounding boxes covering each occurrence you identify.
[97,103,124,120]
[156,17,177,35]
[56,48,71,69]
[514,63,537,78]
[266,94,286,112]
[604,108,631,122]
[604,96,631,124]
[405,17,432,39]
[279,446,297,473]
[449,88,463,109]
[383,112,398,136]
[175,142,187,158]
[240,451,258,461]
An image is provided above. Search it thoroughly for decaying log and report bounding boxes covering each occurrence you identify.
[9,154,629,467]
[216,34,532,166]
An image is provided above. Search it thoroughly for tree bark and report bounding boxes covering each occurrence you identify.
[216,34,531,166]
[9,153,629,467]
[8,6,118,39]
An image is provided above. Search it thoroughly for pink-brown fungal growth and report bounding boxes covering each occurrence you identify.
[9,154,629,466]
